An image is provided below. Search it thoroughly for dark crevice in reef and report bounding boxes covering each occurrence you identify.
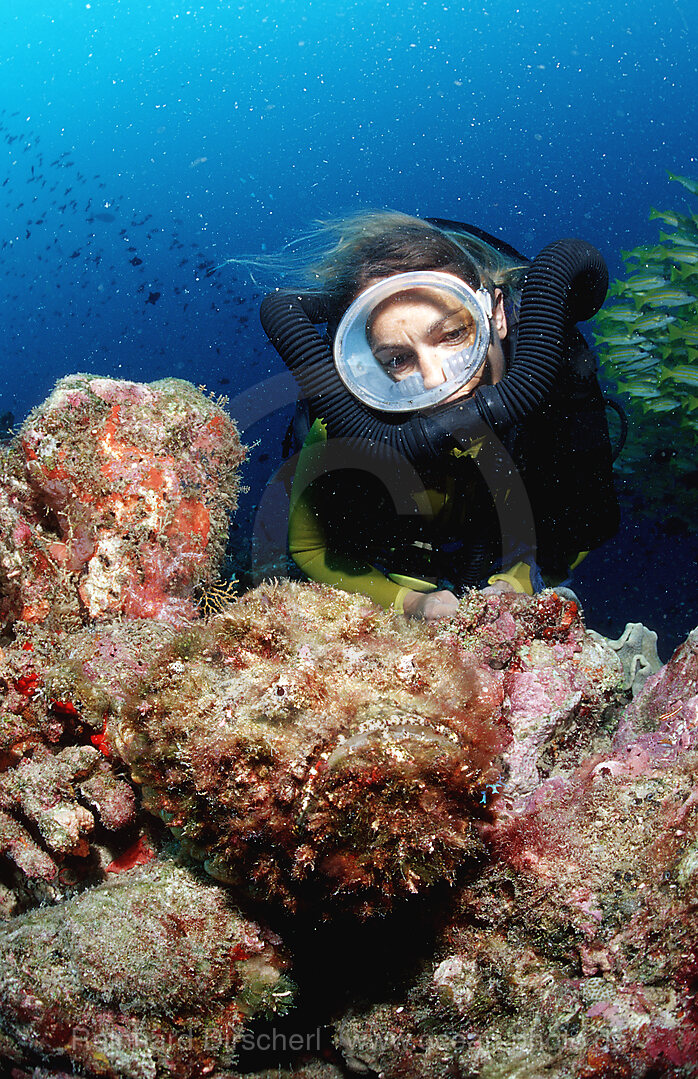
[231,877,467,1074]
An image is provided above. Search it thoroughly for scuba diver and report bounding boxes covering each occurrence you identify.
[260,212,620,621]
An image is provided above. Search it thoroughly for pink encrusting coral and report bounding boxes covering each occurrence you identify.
[110,580,510,917]
[333,626,698,1079]
[439,590,624,797]
[0,375,245,631]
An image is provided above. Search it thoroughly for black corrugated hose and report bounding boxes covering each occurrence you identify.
[259,237,608,465]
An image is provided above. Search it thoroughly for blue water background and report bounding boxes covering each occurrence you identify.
[1,0,696,655]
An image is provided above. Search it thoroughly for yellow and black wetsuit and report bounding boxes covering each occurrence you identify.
[288,417,544,611]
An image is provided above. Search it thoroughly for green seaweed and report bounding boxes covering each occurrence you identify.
[592,172,698,523]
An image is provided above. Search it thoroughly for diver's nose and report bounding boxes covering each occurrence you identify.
[416,350,447,389]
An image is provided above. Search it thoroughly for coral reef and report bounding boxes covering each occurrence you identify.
[590,620,663,696]
[0,374,245,631]
[110,580,509,917]
[1,375,697,1078]
[0,861,293,1078]
[1,578,696,1076]
[592,172,698,523]
[332,626,698,1078]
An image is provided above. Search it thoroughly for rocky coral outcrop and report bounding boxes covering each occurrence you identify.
[0,376,245,915]
[110,580,508,917]
[332,628,698,1079]
[0,374,245,631]
[0,861,293,1079]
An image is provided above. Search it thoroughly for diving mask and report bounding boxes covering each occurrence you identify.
[333,271,494,413]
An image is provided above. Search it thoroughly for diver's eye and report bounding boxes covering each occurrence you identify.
[382,354,411,371]
[441,326,468,344]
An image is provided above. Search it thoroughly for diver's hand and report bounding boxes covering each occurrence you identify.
[402,589,459,621]
[480,580,517,597]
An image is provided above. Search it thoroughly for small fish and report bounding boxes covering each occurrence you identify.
[624,274,669,292]
[660,365,698,390]
[649,208,683,228]
[644,398,680,412]
[596,334,639,346]
[633,313,676,333]
[637,287,696,308]
[620,359,659,375]
[604,346,653,364]
[667,172,698,197]
[667,323,698,346]
[129,256,143,266]
[145,291,161,305]
[597,306,641,323]
[618,384,662,399]
[661,231,698,249]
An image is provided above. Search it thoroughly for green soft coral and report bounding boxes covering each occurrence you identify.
[592,172,698,521]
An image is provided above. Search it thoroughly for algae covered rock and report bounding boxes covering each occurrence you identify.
[110,579,509,917]
[332,624,698,1079]
[0,374,245,631]
[440,589,625,795]
[0,860,294,1078]
[0,620,175,911]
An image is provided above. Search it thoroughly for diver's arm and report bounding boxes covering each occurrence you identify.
[402,589,459,620]
[289,486,458,619]
[288,426,410,611]
[289,485,410,609]
[485,561,537,594]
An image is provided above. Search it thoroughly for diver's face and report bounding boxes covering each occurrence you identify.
[368,287,507,402]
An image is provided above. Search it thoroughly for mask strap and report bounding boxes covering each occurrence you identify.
[475,287,493,318]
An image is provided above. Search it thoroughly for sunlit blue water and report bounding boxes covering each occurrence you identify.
[1,0,696,653]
